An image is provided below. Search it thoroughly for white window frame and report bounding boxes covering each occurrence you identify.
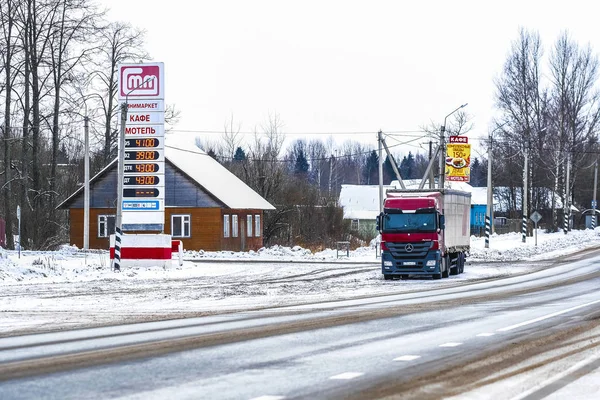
[232,215,239,238]
[171,214,191,238]
[98,215,115,238]
[224,214,230,238]
[254,214,261,237]
[247,215,253,237]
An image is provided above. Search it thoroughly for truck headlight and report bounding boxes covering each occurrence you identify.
[426,260,436,267]
[383,261,393,267]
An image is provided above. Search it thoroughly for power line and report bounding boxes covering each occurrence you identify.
[168,128,426,135]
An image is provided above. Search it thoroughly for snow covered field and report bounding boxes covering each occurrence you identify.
[1,229,600,335]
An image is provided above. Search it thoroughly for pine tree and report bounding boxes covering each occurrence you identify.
[207,149,218,161]
[233,147,246,162]
[363,150,379,184]
[470,157,486,186]
[383,155,395,184]
[399,152,416,180]
[294,149,309,176]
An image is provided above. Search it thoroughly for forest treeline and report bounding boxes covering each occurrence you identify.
[1,0,598,250]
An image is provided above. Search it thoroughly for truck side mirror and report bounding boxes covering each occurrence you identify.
[376,213,383,231]
[439,215,445,230]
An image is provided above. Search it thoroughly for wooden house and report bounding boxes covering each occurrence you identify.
[58,138,275,251]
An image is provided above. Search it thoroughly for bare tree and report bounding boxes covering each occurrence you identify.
[221,113,242,160]
[494,28,546,216]
[0,0,19,249]
[548,32,600,227]
[48,0,103,210]
[89,21,149,164]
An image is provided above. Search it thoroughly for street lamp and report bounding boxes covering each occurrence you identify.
[439,103,468,189]
[74,90,105,251]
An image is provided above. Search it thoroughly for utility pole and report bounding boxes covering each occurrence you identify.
[439,103,468,189]
[83,116,90,250]
[428,141,434,189]
[564,151,571,234]
[328,154,333,194]
[593,158,598,229]
[378,130,383,213]
[522,144,528,243]
[438,125,445,190]
[485,132,493,248]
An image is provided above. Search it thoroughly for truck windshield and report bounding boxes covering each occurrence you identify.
[382,213,437,233]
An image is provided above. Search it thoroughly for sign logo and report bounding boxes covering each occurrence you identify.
[120,65,160,97]
[405,244,414,252]
[449,136,468,144]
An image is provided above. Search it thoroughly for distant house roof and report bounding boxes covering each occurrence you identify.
[57,134,275,211]
[339,182,493,220]
[165,136,275,210]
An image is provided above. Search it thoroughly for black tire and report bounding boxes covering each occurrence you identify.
[400,274,409,280]
[384,274,393,280]
[432,273,442,280]
[458,253,465,274]
[450,254,459,276]
[442,255,450,278]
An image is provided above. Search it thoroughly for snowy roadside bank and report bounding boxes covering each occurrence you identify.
[0,228,599,285]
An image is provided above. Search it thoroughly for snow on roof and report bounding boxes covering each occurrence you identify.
[389,179,476,194]
[165,134,275,210]
[339,184,392,220]
[470,187,489,205]
[339,183,491,219]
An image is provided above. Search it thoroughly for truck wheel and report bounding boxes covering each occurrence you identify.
[442,255,450,278]
[450,255,459,276]
[458,253,465,274]
[384,275,393,280]
[400,274,409,280]
[432,272,442,280]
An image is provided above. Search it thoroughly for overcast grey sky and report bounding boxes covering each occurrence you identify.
[102,0,600,155]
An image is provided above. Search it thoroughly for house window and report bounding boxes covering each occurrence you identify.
[247,215,253,237]
[172,214,191,238]
[232,215,239,237]
[351,219,359,231]
[254,214,261,237]
[224,214,230,238]
[98,215,115,238]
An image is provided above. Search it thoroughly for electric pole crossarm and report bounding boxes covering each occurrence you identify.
[380,137,406,190]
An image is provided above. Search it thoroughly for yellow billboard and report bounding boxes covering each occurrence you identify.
[445,136,471,182]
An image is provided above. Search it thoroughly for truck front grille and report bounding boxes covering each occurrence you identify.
[387,241,432,259]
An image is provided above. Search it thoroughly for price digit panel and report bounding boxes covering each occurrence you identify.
[123,175,160,186]
[125,138,160,148]
[124,163,160,173]
[123,188,160,198]
[125,150,161,161]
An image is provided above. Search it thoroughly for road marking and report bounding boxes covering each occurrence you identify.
[498,298,600,332]
[394,355,421,361]
[439,342,462,347]
[329,372,364,380]
[249,397,285,400]
[476,332,495,337]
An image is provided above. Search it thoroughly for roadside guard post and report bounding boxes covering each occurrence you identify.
[530,211,542,247]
